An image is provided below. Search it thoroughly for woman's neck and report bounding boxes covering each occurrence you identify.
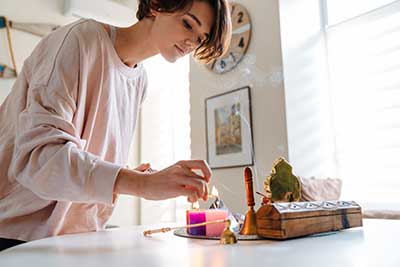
[114,18,159,67]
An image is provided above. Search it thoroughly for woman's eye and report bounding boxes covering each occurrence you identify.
[197,37,202,45]
[183,20,192,30]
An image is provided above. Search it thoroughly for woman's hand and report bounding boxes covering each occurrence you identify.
[134,163,156,173]
[115,160,212,203]
[141,160,211,202]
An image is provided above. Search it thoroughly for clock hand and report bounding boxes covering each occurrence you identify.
[230,52,236,62]
[232,24,250,35]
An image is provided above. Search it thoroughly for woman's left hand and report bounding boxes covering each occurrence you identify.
[134,163,156,173]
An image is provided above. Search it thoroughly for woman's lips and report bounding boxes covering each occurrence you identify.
[175,45,185,56]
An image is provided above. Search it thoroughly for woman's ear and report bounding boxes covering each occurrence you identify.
[150,6,162,17]
[143,0,159,17]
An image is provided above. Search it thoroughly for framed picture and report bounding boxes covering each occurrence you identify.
[205,86,254,169]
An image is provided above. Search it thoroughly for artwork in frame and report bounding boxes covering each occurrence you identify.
[205,86,254,169]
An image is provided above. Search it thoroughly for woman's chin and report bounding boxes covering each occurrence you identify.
[161,52,180,63]
[163,56,178,63]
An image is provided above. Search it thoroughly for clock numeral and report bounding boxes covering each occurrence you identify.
[210,59,217,71]
[231,5,236,16]
[237,12,244,23]
[220,60,226,69]
[238,37,245,48]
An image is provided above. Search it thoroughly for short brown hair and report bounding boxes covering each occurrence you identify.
[136,0,231,63]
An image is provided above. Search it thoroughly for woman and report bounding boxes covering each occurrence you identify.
[0,0,231,251]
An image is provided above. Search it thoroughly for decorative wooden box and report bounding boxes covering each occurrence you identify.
[256,200,363,239]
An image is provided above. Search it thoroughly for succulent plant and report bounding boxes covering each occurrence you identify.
[264,157,301,202]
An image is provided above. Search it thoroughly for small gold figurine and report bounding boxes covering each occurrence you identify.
[264,157,301,202]
[220,219,237,244]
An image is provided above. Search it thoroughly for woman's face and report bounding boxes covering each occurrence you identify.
[151,1,215,62]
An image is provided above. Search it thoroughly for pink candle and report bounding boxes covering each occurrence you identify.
[205,209,228,237]
[186,209,228,237]
[186,210,206,236]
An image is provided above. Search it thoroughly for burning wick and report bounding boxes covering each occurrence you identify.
[192,201,200,210]
[191,186,221,210]
[209,186,226,209]
[210,186,220,209]
[211,186,219,198]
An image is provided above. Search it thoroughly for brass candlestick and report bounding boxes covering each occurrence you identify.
[143,219,237,245]
[240,166,258,235]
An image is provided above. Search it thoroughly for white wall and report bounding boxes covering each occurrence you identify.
[0,0,76,99]
[0,0,138,99]
[190,0,288,213]
[0,0,140,226]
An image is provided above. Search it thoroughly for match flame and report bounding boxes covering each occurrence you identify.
[211,186,219,198]
[192,201,200,209]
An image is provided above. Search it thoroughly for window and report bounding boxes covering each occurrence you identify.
[324,0,400,207]
[139,55,191,224]
[325,0,397,26]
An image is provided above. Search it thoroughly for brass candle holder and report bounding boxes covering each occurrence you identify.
[143,219,237,245]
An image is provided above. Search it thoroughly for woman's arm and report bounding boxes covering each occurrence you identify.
[114,160,211,202]
[10,22,120,205]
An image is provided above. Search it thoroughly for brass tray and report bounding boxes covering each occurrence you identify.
[173,228,263,240]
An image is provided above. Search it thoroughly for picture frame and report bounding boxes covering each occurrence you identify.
[205,86,254,169]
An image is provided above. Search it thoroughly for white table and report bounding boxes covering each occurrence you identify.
[0,219,399,267]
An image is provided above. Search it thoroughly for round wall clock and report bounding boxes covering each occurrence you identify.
[206,3,252,74]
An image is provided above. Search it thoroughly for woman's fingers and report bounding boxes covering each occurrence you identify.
[177,160,212,183]
[136,160,211,202]
[134,163,157,173]
[173,160,211,201]
[134,163,151,172]
[181,178,208,201]
[176,186,199,203]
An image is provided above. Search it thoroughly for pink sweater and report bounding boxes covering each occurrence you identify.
[0,19,147,241]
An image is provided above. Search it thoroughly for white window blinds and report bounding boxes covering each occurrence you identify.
[326,1,400,206]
